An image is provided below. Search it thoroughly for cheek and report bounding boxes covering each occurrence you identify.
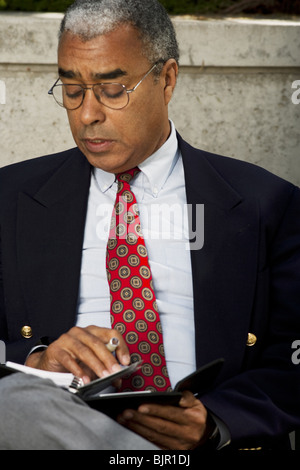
[66,111,80,140]
[127,91,165,133]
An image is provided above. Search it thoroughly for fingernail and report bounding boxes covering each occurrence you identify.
[122,410,134,420]
[139,406,149,414]
[122,354,131,365]
[179,397,187,407]
[112,363,122,373]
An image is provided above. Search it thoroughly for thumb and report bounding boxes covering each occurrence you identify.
[179,390,198,408]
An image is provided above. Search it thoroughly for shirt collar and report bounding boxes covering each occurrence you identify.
[93,165,116,194]
[93,120,179,196]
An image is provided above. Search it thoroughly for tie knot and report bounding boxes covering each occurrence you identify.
[116,167,140,185]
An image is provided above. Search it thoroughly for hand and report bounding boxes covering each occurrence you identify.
[25,326,130,382]
[117,391,210,450]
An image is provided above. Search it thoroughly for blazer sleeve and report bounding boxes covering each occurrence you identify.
[201,185,300,449]
[0,226,7,344]
[0,171,38,362]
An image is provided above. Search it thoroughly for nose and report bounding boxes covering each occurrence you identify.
[79,88,106,126]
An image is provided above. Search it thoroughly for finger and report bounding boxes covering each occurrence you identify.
[137,406,205,436]
[137,403,188,425]
[67,327,124,375]
[37,346,86,377]
[84,326,131,366]
[179,390,200,408]
[136,400,207,440]
[43,328,121,378]
[118,416,181,450]
[117,410,201,450]
[137,399,205,426]
[35,326,130,379]
[44,333,110,378]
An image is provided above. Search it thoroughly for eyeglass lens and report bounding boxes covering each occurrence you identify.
[52,83,129,110]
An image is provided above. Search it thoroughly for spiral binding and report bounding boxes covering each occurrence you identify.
[69,376,84,392]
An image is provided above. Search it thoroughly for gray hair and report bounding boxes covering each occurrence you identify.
[59,0,179,71]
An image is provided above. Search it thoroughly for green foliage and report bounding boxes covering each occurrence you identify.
[0,0,74,12]
[0,0,233,14]
[160,0,232,15]
[0,0,299,14]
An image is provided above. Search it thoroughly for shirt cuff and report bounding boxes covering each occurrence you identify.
[25,345,48,364]
[210,412,231,449]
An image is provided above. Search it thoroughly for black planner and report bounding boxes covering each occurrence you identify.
[0,358,224,418]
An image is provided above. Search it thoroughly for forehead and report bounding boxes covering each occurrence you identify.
[58,24,148,78]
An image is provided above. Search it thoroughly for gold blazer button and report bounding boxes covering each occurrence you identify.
[247,333,257,346]
[21,326,33,339]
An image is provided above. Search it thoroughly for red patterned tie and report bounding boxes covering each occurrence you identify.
[106,168,171,392]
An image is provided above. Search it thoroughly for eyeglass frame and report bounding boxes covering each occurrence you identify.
[48,62,161,111]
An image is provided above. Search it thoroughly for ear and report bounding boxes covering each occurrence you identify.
[163,59,178,105]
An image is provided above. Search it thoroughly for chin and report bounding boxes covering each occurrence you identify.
[85,154,129,174]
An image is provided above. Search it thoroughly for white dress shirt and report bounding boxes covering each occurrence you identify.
[76,122,196,388]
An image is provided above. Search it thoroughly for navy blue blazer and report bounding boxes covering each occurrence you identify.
[1,134,300,449]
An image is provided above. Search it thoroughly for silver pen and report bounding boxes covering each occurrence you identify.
[105,337,119,352]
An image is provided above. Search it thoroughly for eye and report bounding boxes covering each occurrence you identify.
[64,85,84,99]
[99,84,126,100]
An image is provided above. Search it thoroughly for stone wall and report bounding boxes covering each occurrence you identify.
[0,12,299,185]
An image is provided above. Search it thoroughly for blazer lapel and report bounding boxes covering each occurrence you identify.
[17,149,91,341]
[179,136,259,379]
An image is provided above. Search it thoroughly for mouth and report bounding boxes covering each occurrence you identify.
[83,138,114,153]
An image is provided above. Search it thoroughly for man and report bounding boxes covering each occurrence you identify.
[0,0,299,451]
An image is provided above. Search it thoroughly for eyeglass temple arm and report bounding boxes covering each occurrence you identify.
[127,63,158,94]
[48,78,60,95]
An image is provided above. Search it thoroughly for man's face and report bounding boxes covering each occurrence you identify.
[57,24,177,173]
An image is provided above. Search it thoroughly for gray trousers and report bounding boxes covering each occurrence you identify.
[0,373,158,450]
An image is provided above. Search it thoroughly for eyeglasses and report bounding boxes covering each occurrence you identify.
[48,63,158,111]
